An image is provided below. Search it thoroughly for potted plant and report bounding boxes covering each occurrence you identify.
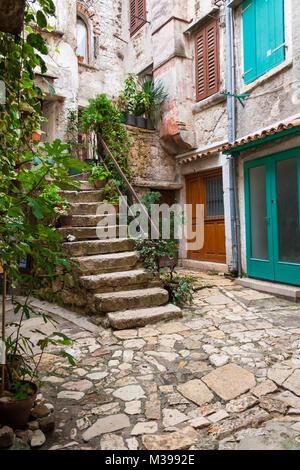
[0,278,74,428]
[77,55,84,63]
[138,77,168,129]
[31,131,41,142]
[88,164,111,189]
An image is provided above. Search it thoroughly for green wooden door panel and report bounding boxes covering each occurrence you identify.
[244,147,300,286]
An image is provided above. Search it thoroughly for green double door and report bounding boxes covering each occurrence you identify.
[245,148,300,286]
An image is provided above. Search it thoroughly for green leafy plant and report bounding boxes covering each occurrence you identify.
[137,77,168,122]
[135,192,194,305]
[115,74,168,121]
[79,93,132,196]
[87,164,111,184]
[0,0,87,401]
[161,271,194,306]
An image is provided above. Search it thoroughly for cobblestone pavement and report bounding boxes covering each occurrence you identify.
[24,271,300,450]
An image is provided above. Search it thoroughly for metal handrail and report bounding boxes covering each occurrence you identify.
[98,136,160,239]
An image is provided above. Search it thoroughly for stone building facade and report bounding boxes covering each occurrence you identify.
[39,0,300,291]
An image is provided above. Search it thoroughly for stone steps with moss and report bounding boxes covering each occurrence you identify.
[56,183,182,329]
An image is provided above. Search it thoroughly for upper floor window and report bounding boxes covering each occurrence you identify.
[76,17,89,64]
[130,0,147,36]
[242,0,285,85]
[195,19,220,102]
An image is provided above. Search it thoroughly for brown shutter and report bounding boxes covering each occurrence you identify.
[130,0,146,36]
[195,30,206,101]
[195,19,220,102]
[130,0,137,35]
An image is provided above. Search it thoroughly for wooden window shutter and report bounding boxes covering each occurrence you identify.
[130,0,146,36]
[195,19,220,102]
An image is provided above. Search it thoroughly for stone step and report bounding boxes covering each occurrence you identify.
[72,215,107,227]
[107,304,182,329]
[73,251,140,275]
[63,238,136,257]
[70,171,90,182]
[69,202,100,216]
[62,190,103,203]
[79,181,95,191]
[95,287,169,313]
[58,225,127,240]
[80,269,156,292]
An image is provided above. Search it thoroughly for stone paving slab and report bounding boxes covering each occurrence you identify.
[9,271,300,450]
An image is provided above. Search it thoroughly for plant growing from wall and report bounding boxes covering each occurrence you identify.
[0,0,87,424]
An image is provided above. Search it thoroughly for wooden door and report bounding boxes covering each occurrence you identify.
[186,169,226,263]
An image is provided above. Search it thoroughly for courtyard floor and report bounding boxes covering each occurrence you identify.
[8,270,300,450]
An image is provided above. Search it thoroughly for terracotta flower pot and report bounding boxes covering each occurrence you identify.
[31,132,41,141]
[77,55,84,63]
[0,381,38,429]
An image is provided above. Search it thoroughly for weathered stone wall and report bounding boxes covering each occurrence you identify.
[127,126,177,184]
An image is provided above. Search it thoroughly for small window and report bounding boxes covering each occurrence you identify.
[76,17,89,64]
[205,176,224,219]
[130,0,147,36]
[242,0,285,84]
[195,19,220,102]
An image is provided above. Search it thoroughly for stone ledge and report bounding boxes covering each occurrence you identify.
[133,178,183,190]
[236,277,300,302]
[179,259,229,273]
[192,92,226,114]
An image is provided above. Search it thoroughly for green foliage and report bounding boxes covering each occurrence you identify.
[161,271,194,306]
[88,165,111,183]
[0,0,83,396]
[135,191,194,306]
[80,94,132,196]
[137,77,168,121]
[116,74,168,121]
[136,238,178,272]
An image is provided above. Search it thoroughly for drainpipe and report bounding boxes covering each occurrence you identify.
[225,0,242,277]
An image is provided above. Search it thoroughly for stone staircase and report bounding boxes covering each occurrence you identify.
[58,173,182,329]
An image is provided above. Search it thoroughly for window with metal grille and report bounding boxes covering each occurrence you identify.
[195,19,220,102]
[205,176,224,218]
[130,0,147,36]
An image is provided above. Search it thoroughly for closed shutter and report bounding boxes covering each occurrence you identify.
[195,30,206,101]
[242,1,257,84]
[195,19,220,102]
[130,0,146,36]
[268,0,285,70]
[242,0,285,85]
[206,21,219,96]
[130,0,137,34]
